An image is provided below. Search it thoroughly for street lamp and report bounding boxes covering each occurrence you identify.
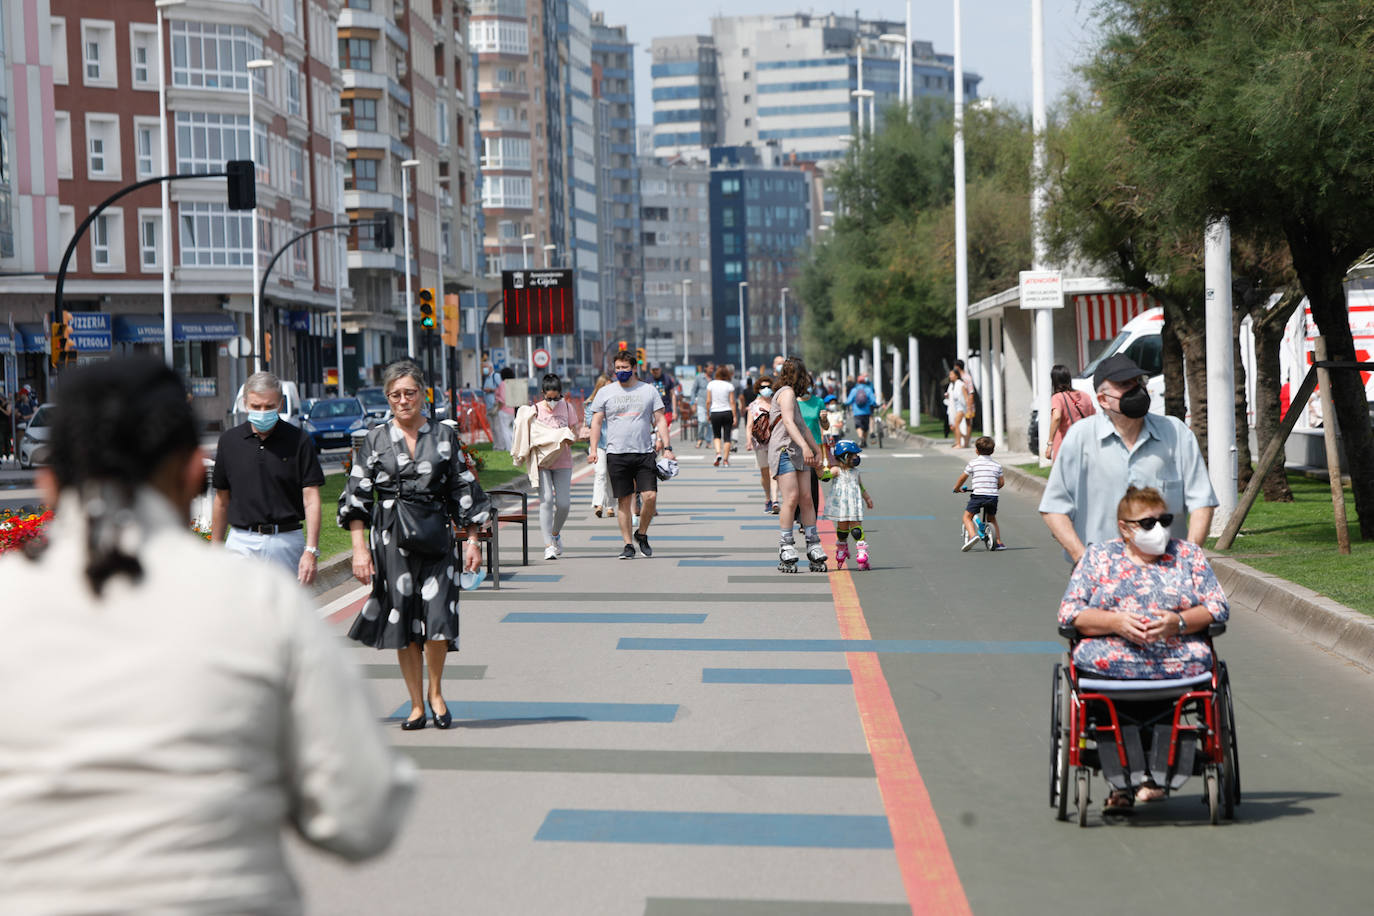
[541,243,556,369]
[246,57,275,372]
[780,286,790,357]
[851,89,875,141]
[329,105,348,393]
[879,33,907,107]
[520,232,535,268]
[520,232,535,377]
[436,173,451,411]
[542,243,556,268]
[401,158,420,358]
[154,0,185,366]
[737,281,748,372]
[680,278,692,365]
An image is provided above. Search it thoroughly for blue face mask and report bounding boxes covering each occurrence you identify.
[248,409,279,433]
[615,369,634,383]
[760,387,774,397]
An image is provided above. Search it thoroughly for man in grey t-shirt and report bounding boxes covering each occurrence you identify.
[589,350,675,559]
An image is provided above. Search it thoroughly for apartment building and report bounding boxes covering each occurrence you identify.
[559,0,600,375]
[589,12,639,347]
[638,156,710,366]
[647,34,717,159]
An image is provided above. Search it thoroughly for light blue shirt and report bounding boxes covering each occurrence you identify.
[1039,411,1218,548]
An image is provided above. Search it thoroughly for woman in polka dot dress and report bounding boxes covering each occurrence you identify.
[339,360,492,730]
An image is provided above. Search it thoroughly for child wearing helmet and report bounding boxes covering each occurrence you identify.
[825,439,875,570]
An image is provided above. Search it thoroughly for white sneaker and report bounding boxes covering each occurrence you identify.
[552,535,564,557]
[961,535,976,553]
[544,544,559,560]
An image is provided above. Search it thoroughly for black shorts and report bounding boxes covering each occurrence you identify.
[965,494,999,517]
[853,414,871,432]
[607,452,659,500]
[710,410,735,439]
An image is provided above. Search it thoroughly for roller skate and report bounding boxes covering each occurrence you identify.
[834,541,850,569]
[806,542,828,573]
[855,539,871,570]
[778,541,800,573]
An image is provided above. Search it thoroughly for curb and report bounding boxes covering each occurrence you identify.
[901,432,1374,673]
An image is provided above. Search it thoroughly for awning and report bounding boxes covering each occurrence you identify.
[15,323,49,353]
[114,314,240,344]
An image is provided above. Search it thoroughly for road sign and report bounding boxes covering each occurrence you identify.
[532,347,551,369]
[502,269,575,336]
[1019,270,1064,309]
[226,335,254,358]
[490,347,508,370]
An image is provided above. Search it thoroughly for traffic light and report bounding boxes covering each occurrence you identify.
[442,297,458,347]
[264,330,273,365]
[635,347,646,366]
[50,312,77,367]
[59,311,78,363]
[617,340,628,357]
[225,159,256,211]
[418,288,436,330]
[49,322,61,368]
[375,212,395,250]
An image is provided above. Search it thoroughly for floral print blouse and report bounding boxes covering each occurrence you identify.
[1058,539,1229,679]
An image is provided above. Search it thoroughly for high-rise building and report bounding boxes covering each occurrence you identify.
[638,156,710,366]
[708,144,810,370]
[589,13,640,348]
[559,0,600,376]
[655,12,981,163]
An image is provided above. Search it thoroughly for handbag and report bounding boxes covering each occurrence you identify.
[394,496,449,557]
[751,409,781,445]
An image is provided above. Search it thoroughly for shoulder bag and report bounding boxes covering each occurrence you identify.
[387,429,451,558]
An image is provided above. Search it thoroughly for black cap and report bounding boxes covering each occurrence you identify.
[1092,354,1145,391]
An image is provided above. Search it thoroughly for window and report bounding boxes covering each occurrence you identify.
[288,145,306,198]
[482,136,530,170]
[51,18,69,84]
[347,97,377,131]
[281,0,299,35]
[171,22,264,91]
[179,201,254,266]
[138,211,162,271]
[59,206,77,271]
[130,25,157,89]
[346,158,378,191]
[286,69,302,117]
[437,100,449,146]
[175,111,250,174]
[54,112,73,179]
[90,208,123,271]
[81,20,116,87]
[338,38,372,70]
[85,115,121,180]
[134,119,159,178]
[481,175,531,209]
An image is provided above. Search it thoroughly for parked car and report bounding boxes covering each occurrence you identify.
[17,404,55,470]
[301,397,367,451]
[355,386,389,421]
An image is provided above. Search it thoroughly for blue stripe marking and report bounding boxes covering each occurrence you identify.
[499,573,565,582]
[678,559,781,567]
[703,668,853,685]
[534,810,893,849]
[659,508,736,513]
[501,612,706,624]
[618,637,1063,654]
[740,524,786,530]
[688,516,753,521]
[589,535,725,541]
[388,701,679,722]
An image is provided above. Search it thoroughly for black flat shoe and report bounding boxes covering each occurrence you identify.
[401,710,427,731]
[431,700,452,729]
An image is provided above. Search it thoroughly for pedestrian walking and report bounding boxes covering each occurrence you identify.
[587,350,675,559]
[0,357,413,913]
[826,439,875,569]
[746,376,779,513]
[584,373,615,518]
[844,373,876,447]
[945,369,972,448]
[706,366,738,466]
[531,373,579,560]
[648,363,678,428]
[770,357,826,572]
[210,371,325,583]
[1044,363,1096,462]
[495,366,527,452]
[1039,354,1217,564]
[340,360,492,730]
[693,362,714,448]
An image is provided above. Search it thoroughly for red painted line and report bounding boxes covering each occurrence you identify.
[327,594,367,625]
[822,520,972,915]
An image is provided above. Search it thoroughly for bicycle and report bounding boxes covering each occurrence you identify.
[957,486,994,551]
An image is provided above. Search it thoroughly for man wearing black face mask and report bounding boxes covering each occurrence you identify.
[1039,354,1217,564]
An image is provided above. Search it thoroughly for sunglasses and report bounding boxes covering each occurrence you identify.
[1124,514,1174,530]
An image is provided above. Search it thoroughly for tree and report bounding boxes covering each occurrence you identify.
[1087,0,1374,537]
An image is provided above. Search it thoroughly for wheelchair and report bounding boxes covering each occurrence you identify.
[1049,621,1240,825]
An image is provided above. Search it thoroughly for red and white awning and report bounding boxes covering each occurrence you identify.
[1074,293,1159,369]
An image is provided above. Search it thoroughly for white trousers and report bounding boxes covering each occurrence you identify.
[225,527,305,578]
[590,447,610,508]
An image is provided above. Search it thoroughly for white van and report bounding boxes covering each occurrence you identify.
[229,380,303,429]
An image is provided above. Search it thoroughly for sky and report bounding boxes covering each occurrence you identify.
[592,0,1103,125]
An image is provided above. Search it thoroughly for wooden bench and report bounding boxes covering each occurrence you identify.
[473,488,528,589]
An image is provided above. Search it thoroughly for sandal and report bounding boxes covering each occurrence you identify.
[1103,789,1135,816]
[1135,782,1166,803]
[594,506,603,518]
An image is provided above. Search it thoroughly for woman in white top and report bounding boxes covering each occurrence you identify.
[946,368,970,448]
[706,365,738,466]
[0,358,413,915]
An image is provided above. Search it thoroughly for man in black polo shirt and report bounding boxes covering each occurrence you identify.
[211,371,325,584]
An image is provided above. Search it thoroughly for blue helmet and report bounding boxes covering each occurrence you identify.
[833,438,862,466]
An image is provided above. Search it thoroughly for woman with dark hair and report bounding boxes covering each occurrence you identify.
[1044,363,1095,462]
[341,360,492,730]
[532,372,580,559]
[769,357,826,572]
[706,365,738,466]
[0,357,412,912]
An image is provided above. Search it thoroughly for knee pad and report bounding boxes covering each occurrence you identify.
[836,528,849,541]
[849,524,864,541]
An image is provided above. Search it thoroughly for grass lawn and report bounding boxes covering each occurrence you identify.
[1017,461,1053,479]
[1208,477,1372,616]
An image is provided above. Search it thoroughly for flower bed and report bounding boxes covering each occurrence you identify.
[0,509,53,554]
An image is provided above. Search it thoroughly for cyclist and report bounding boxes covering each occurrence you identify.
[952,435,1006,551]
[844,374,876,446]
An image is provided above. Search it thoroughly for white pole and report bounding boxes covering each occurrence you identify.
[1031,0,1055,466]
[780,286,789,356]
[248,79,261,372]
[436,189,448,407]
[952,0,970,371]
[908,335,919,425]
[334,115,345,394]
[737,282,748,371]
[872,336,882,407]
[521,234,534,378]
[991,316,1006,450]
[891,345,902,420]
[401,162,416,358]
[856,43,865,137]
[156,4,174,366]
[904,0,912,106]
[979,318,992,429]
[681,279,691,364]
[1205,218,1236,532]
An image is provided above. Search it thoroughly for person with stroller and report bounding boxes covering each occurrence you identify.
[1058,484,1230,813]
[825,439,874,569]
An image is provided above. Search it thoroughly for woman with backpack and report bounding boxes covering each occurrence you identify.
[1044,363,1097,461]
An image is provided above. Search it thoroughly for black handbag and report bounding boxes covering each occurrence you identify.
[394,496,449,557]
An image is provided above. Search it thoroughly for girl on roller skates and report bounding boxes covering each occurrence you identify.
[826,439,875,569]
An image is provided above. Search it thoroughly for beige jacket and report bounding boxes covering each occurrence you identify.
[509,404,577,488]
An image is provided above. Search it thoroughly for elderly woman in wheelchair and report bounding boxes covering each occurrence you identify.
[1050,485,1239,824]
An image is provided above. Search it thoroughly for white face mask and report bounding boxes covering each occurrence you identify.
[1127,520,1171,556]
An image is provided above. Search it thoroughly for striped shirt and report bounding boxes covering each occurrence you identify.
[963,456,1003,496]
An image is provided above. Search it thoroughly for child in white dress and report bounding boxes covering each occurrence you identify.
[825,439,875,569]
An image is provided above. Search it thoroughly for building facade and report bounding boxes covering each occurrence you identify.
[647,34,717,159]
[638,156,710,366]
[589,13,639,350]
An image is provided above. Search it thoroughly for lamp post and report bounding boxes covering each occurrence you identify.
[154,0,185,367]
[680,278,692,365]
[879,33,906,109]
[542,243,555,369]
[401,158,420,358]
[952,0,970,370]
[246,57,274,371]
[521,232,535,378]
[851,89,874,142]
[779,286,790,356]
[736,281,748,372]
[436,174,450,412]
[329,105,348,393]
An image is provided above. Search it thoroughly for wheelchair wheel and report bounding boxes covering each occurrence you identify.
[1075,770,1090,828]
[1204,766,1220,825]
[1217,664,1240,818]
[1050,663,1071,819]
